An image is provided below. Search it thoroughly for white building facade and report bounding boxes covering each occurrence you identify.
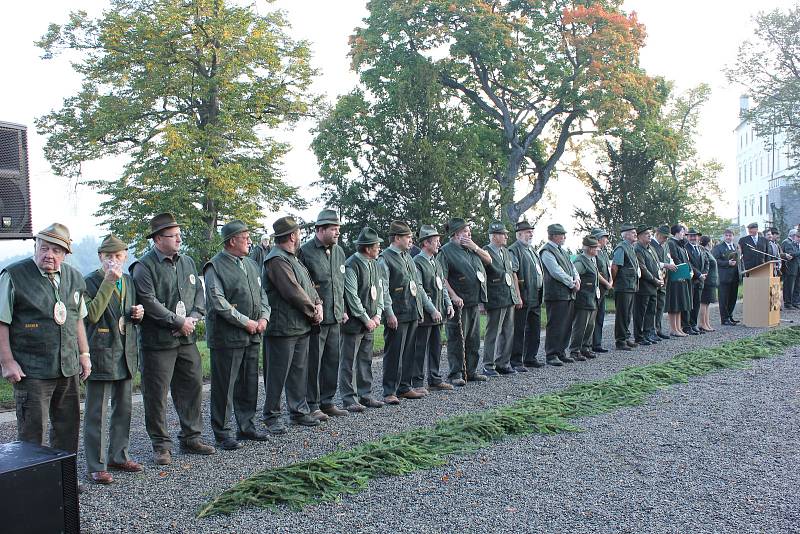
[735,96,797,233]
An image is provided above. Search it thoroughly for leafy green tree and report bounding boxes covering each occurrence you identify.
[726,3,800,168]
[35,0,316,262]
[349,0,658,223]
[312,53,503,248]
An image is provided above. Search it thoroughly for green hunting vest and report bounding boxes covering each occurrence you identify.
[342,253,380,335]
[613,241,640,293]
[380,247,423,323]
[596,248,612,298]
[634,242,661,297]
[133,249,201,350]
[540,242,575,302]
[264,246,318,337]
[483,245,519,310]
[84,270,138,381]
[298,237,345,325]
[509,241,542,309]
[414,252,447,326]
[572,253,599,310]
[438,241,487,306]
[4,258,84,379]
[204,253,264,349]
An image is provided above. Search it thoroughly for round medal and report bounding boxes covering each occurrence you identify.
[176,300,187,318]
[189,274,196,285]
[476,271,485,283]
[504,273,513,286]
[370,285,378,300]
[339,264,345,274]
[409,280,417,297]
[54,301,67,325]
[257,277,261,286]
[118,317,126,334]
[73,291,80,305]
[435,276,443,290]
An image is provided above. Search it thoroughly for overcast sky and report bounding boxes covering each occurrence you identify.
[0,0,794,259]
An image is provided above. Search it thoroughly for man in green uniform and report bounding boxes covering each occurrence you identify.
[569,235,600,360]
[509,220,544,370]
[438,218,492,384]
[379,220,435,403]
[633,226,663,346]
[482,222,522,376]
[262,216,323,434]
[413,225,455,392]
[0,223,91,460]
[540,223,580,365]
[297,209,348,420]
[651,225,676,338]
[84,235,144,484]
[340,227,385,412]
[204,221,270,450]
[131,213,214,464]
[612,223,640,350]
[590,228,613,353]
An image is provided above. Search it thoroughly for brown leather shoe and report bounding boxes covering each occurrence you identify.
[346,402,366,413]
[359,397,385,408]
[321,405,349,417]
[153,449,172,465]
[90,471,114,485]
[310,409,330,422]
[383,395,401,405]
[180,439,216,455]
[398,389,425,400]
[429,382,454,391]
[108,460,143,473]
[414,387,429,396]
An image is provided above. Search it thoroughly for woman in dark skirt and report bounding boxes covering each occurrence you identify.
[666,224,692,336]
[699,235,718,332]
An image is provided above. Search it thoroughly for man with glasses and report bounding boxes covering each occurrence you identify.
[131,213,214,465]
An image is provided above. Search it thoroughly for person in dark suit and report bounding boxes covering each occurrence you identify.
[712,229,740,325]
[738,222,767,272]
[782,229,800,309]
[685,228,708,335]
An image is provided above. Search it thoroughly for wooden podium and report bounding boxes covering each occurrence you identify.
[742,262,781,327]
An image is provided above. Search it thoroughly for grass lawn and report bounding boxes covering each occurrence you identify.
[0,298,619,410]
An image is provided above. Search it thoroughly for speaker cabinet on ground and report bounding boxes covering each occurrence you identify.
[0,441,80,533]
[0,121,33,239]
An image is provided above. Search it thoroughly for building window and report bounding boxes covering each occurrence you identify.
[759,195,763,215]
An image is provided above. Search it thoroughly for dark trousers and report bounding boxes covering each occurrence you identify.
[210,344,259,441]
[263,334,310,422]
[688,283,703,327]
[413,324,445,387]
[592,294,606,350]
[633,292,656,341]
[307,323,341,411]
[614,292,635,344]
[141,344,204,451]
[383,319,418,396]
[783,275,796,308]
[14,375,80,454]
[545,299,574,360]
[445,305,481,380]
[718,281,739,321]
[511,305,541,366]
[655,289,666,335]
[483,306,515,370]
[84,378,132,473]
[569,307,596,353]
[793,276,800,306]
[339,330,375,406]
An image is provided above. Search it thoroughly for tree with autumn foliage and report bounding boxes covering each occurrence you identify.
[349,0,659,224]
[35,0,316,262]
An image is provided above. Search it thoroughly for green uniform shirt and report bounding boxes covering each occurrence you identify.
[414,250,452,325]
[483,243,520,310]
[612,240,641,293]
[438,241,488,306]
[297,236,346,325]
[342,252,384,334]
[509,240,543,309]
[572,253,599,310]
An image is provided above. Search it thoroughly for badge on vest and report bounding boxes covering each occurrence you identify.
[340,264,345,274]
[189,274,196,285]
[118,317,126,334]
[370,285,377,300]
[54,301,67,325]
[435,276,443,290]
[257,277,261,286]
[504,273,513,286]
[73,291,80,305]
[176,300,187,317]
[476,271,485,283]
[409,280,417,297]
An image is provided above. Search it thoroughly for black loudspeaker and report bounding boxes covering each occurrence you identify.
[0,121,33,239]
[0,441,80,533]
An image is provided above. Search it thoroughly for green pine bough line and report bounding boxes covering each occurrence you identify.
[197,327,800,518]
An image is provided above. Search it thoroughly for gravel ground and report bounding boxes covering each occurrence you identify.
[1,304,799,533]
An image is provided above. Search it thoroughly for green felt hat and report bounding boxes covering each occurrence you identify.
[220,220,248,241]
[355,226,382,245]
[97,234,128,253]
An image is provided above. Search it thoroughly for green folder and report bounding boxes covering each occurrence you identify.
[669,262,691,281]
